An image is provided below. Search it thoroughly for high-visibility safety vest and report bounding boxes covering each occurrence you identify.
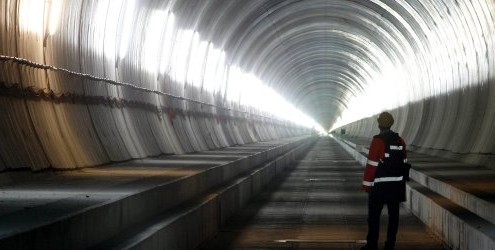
[362,131,408,202]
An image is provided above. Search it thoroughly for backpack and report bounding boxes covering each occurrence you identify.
[375,132,411,181]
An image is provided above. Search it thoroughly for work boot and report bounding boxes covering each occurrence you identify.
[383,241,395,250]
[361,243,378,250]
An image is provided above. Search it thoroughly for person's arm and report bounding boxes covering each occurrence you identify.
[362,138,385,191]
[400,137,407,163]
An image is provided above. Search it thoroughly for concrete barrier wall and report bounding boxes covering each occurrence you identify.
[410,168,495,225]
[93,136,315,249]
[0,136,314,250]
[334,136,495,250]
[406,183,495,250]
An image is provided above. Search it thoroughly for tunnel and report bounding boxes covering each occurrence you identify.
[0,0,494,249]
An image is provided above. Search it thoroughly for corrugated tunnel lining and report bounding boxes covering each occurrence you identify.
[1,0,495,170]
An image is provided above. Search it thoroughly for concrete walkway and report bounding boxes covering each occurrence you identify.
[202,137,446,249]
[0,137,311,249]
[336,135,495,249]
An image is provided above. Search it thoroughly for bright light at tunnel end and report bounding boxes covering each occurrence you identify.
[25,0,328,136]
[226,66,326,133]
[150,13,326,134]
[330,62,409,132]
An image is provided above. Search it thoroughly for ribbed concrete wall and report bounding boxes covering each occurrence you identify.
[337,82,495,169]
[1,0,495,171]
[0,1,310,171]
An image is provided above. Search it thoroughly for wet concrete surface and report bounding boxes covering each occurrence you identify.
[201,138,446,250]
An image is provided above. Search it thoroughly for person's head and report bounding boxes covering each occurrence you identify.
[377,112,394,130]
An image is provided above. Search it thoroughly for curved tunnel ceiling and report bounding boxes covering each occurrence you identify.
[4,0,494,130]
[187,0,494,129]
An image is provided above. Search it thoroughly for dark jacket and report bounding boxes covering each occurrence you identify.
[362,130,407,202]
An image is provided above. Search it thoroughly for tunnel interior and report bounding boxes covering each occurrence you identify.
[1,0,495,249]
[2,0,495,171]
[1,0,495,170]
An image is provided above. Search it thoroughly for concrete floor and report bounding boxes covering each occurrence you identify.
[202,138,446,249]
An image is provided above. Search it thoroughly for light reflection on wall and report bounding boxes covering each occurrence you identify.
[118,0,135,59]
[144,10,167,73]
[19,0,44,34]
[159,12,176,75]
[48,0,63,35]
[170,29,194,83]
[187,35,209,87]
[203,45,226,93]
[150,11,324,131]
[331,63,407,130]
[103,0,123,63]
[332,0,493,131]
[20,1,324,133]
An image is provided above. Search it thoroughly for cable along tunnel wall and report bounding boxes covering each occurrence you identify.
[0,55,309,171]
[2,0,495,170]
[0,1,311,171]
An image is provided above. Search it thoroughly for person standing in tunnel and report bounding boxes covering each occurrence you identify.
[361,112,408,250]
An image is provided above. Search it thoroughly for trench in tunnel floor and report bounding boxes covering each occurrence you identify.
[200,138,446,250]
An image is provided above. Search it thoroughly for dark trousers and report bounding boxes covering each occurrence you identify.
[366,195,400,247]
